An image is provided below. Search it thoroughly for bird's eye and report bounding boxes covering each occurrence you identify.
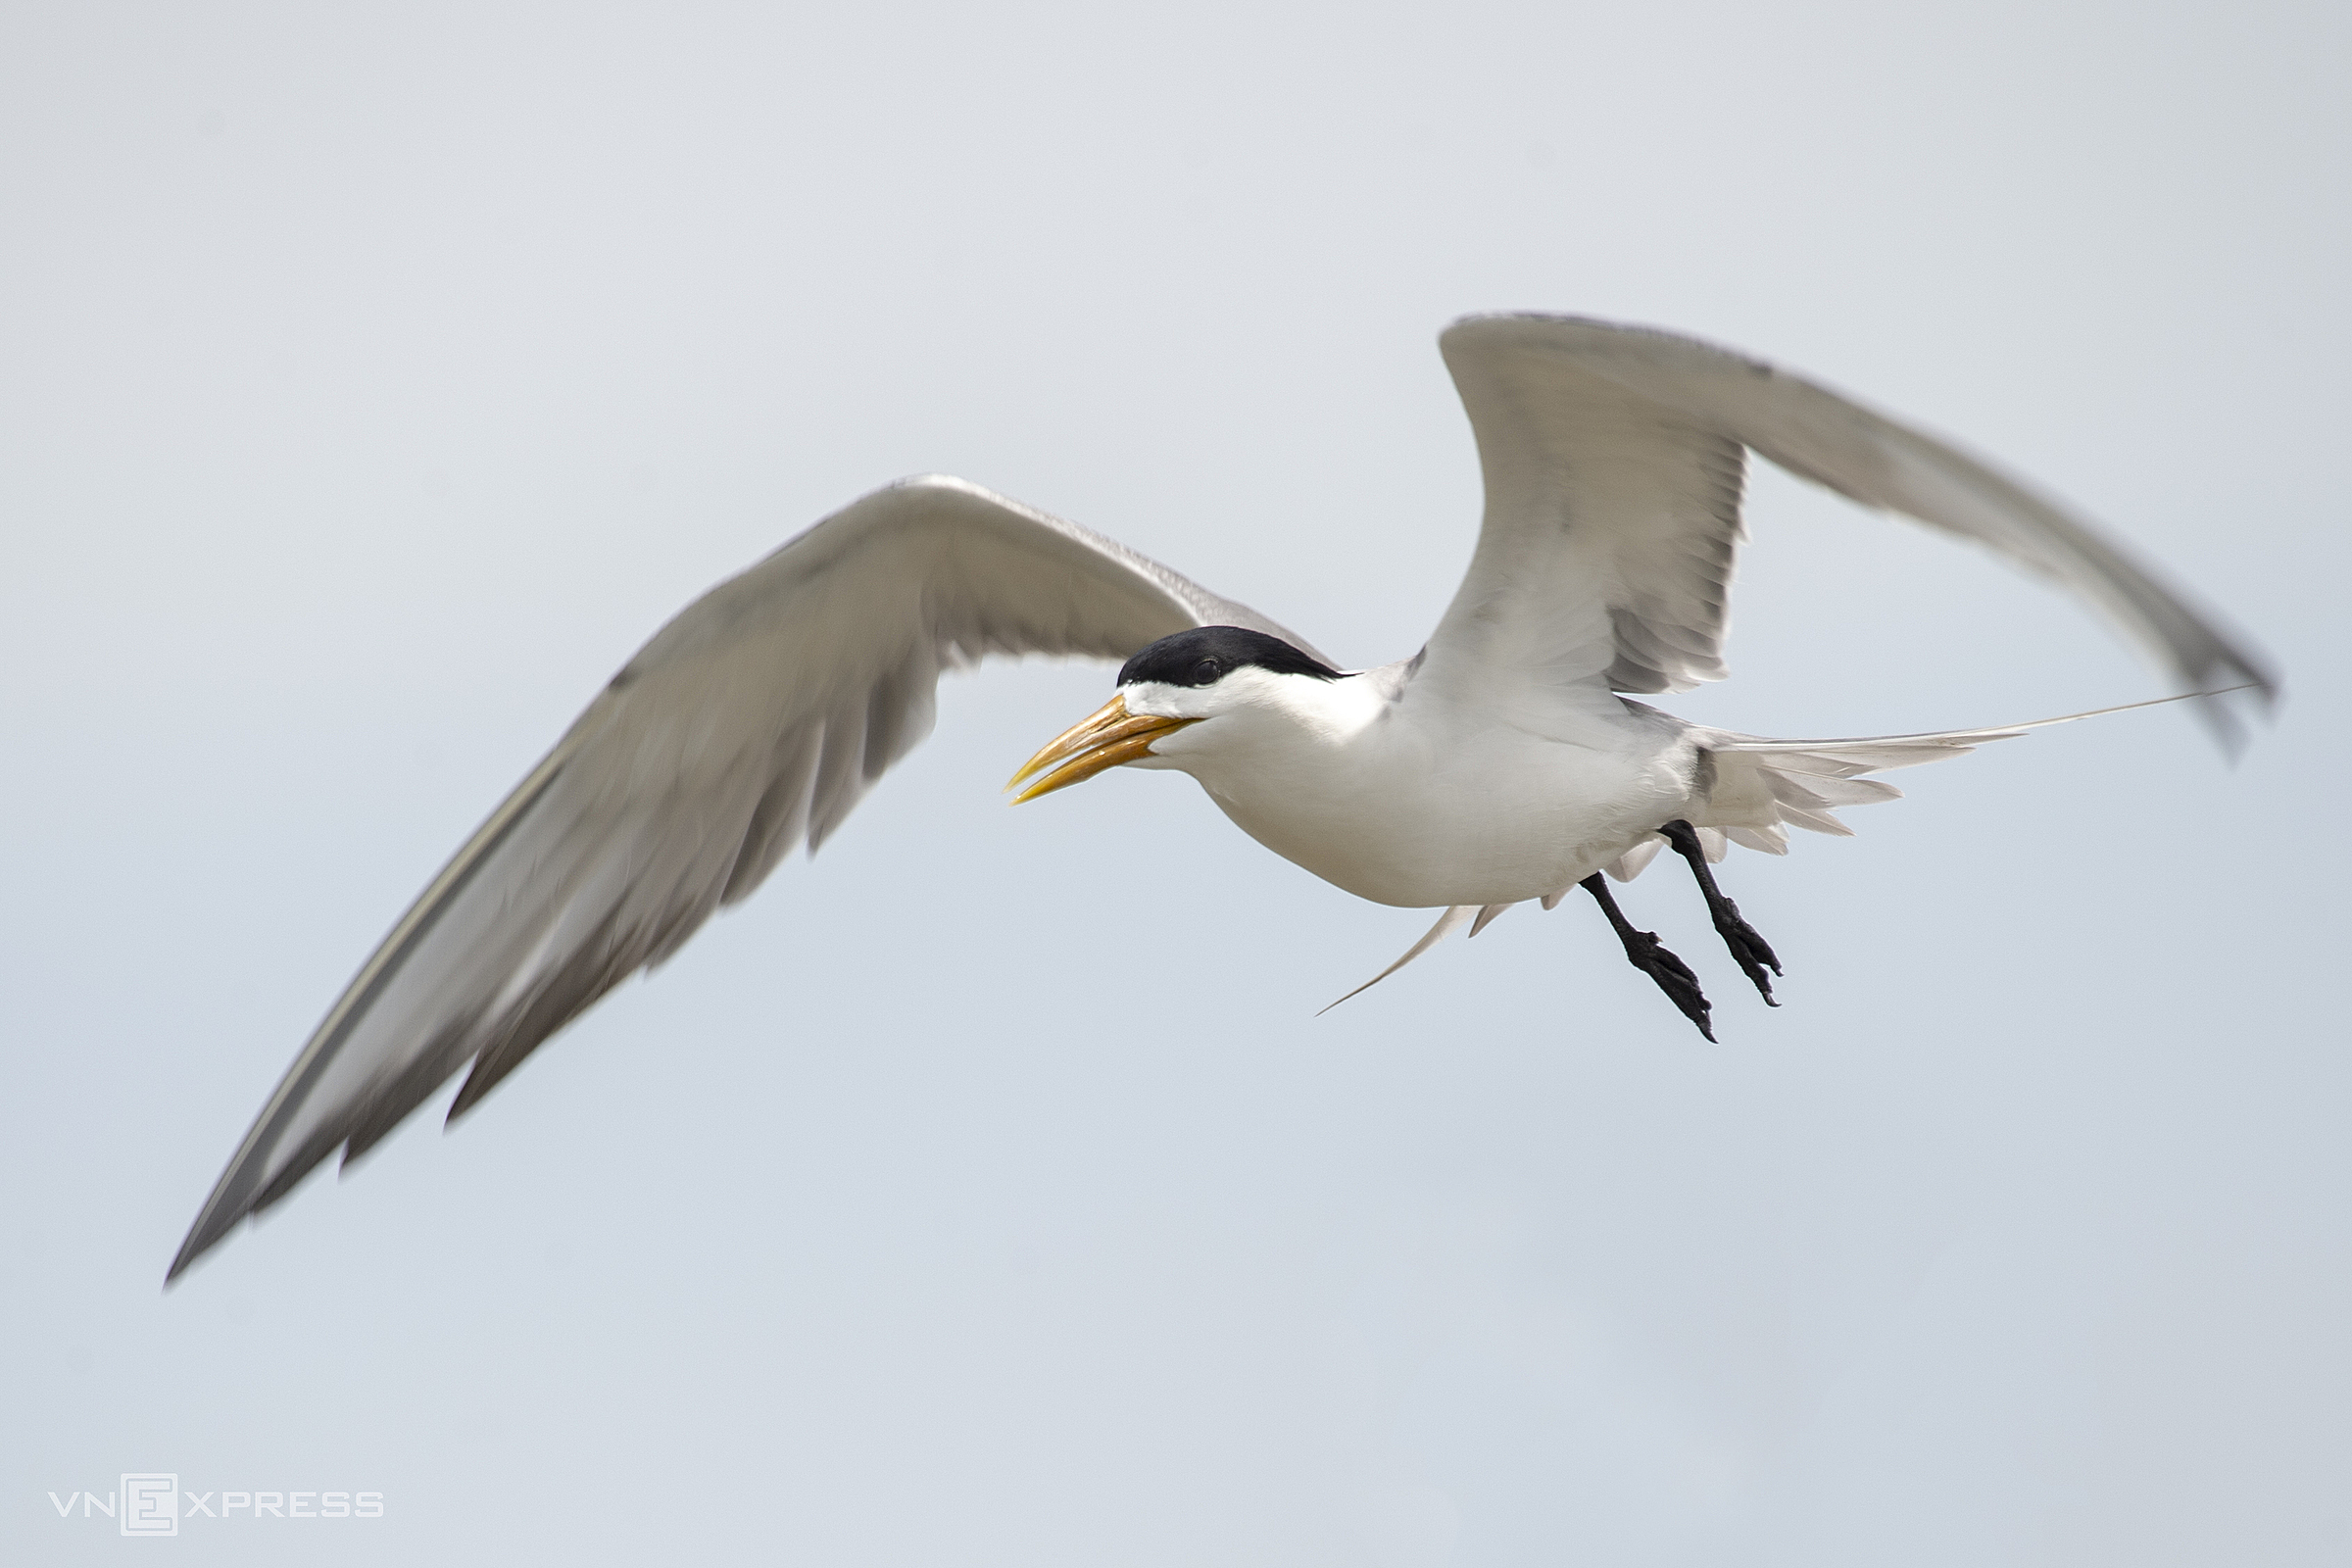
[1191,657,1221,684]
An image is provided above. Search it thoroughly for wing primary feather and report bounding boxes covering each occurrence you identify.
[719,729,821,906]
[805,704,871,852]
[1427,314,2277,749]
[169,475,1315,1284]
[446,908,636,1122]
[340,1028,477,1167]
[166,742,579,1281]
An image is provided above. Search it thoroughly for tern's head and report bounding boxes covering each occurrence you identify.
[1006,626,1346,802]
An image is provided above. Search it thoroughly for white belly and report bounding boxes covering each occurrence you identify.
[1155,690,1700,908]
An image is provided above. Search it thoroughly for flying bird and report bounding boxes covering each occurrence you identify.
[167,314,2273,1281]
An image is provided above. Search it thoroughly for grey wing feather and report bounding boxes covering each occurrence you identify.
[1423,314,2277,740]
[170,475,1314,1281]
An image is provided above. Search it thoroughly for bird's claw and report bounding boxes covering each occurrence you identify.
[1711,896,1782,1005]
[1625,927,1716,1042]
[1659,820,1785,1010]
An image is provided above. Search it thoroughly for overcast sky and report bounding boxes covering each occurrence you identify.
[5,1,2347,1563]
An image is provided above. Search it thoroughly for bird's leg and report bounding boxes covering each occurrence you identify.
[1580,873,1715,1042]
[1658,820,1782,1006]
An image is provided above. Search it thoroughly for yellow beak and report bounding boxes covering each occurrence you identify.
[1005,694,1202,804]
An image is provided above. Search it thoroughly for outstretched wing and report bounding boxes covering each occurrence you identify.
[171,475,1318,1281]
[1419,314,2276,739]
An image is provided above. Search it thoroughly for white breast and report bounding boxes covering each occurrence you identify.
[1131,664,1701,908]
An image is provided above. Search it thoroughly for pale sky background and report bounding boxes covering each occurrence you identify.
[4,1,2347,1563]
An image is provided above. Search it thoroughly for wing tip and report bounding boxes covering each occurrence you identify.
[2185,672,2280,763]
[163,1234,210,1287]
[164,1200,249,1287]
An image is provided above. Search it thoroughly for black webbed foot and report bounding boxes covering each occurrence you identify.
[1581,873,1715,1041]
[1659,820,1783,1006]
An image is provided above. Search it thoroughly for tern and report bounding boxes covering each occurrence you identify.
[167,314,2273,1281]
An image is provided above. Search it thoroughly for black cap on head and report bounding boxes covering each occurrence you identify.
[1117,626,1342,689]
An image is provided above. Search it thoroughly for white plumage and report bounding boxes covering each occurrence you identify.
[168,314,2272,1281]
